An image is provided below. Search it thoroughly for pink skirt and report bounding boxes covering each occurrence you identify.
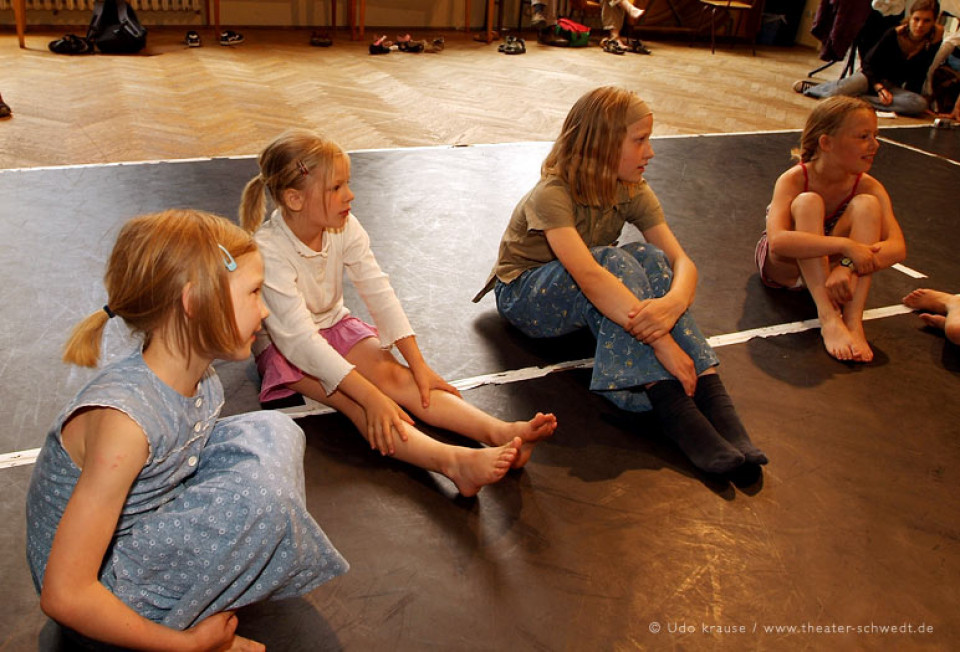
[755,231,803,290]
[256,316,379,402]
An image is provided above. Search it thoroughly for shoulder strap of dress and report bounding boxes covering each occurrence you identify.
[799,162,809,192]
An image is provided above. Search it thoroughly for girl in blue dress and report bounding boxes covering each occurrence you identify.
[26,209,347,650]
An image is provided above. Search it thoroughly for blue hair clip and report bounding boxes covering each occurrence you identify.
[218,244,238,272]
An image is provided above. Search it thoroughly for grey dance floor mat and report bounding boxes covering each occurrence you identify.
[2,128,958,650]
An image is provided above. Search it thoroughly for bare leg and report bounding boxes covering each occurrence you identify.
[345,339,555,468]
[288,375,522,496]
[790,193,860,361]
[649,334,698,396]
[903,288,960,345]
[834,196,882,362]
[616,0,645,20]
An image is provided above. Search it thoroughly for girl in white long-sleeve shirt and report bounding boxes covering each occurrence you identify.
[240,129,557,497]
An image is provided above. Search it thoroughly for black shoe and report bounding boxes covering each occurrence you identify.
[0,95,11,119]
[49,33,94,55]
[219,30,244,46]
[310,31,333,47]
[185,30,201,47]
[539,29,569,47]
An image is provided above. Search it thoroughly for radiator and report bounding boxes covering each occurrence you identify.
[0,1,202,10]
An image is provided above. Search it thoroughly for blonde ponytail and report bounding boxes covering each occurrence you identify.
[62,309,111,367]
[240,174,268,234]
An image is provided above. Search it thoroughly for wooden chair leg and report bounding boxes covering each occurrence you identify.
[485,0,495,42]
[14,0,27,48]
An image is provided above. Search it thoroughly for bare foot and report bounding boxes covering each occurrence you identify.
[491,412,558,469]
[820,316,860,361]
[844,319,874,363]
[903,288,952,314]
[446,437,521,497]
[651,336,697,395]
[920,313,947,330]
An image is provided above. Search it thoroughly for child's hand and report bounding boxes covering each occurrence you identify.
[361,390,414,455]
[187,612,265,652]
[844,241,880,275]
[826,265,858,305]
[626,297,682,344]
[410,362,461,409]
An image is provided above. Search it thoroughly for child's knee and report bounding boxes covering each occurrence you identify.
[592,246,638,276]
[621,241,666,265]
[847,193,881,217]
[791,192,825,229]
[846,194,882,234]
[376,357,412,395]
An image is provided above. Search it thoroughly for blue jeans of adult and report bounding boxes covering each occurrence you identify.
[804,71,928,115]
[495,242,719,413]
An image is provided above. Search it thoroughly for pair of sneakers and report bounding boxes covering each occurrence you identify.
[184,29,244,47]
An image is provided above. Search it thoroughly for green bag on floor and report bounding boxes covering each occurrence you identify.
[554,18,590,47]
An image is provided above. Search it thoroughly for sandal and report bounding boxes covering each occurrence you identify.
[310,31,333,47]
[498,35,526,55]
[398,39,424,53]
[424,36,445,53]
[601,38,627,55]
[369,35,391,54]
[185,30,201,47]
[626,38,651,54]
[48,33,94,55]
[792,79,817,94]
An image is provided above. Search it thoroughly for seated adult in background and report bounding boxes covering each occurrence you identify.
[794,0,944,116]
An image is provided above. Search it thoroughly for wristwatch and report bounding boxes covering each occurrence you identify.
[839,257,854,269]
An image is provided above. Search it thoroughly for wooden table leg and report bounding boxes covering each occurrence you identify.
[14,0,26,49]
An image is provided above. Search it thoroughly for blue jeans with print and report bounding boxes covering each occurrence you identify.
[495,242,718,412]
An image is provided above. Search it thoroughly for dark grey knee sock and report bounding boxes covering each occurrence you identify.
[647,380,745,474]
[693,374,768,465]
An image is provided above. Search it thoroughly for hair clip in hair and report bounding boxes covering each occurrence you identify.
[296,160,309,177]
[218,244,238,272]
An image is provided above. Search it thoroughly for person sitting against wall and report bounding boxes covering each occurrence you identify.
[531,0,651,53]
[793,0,944,116]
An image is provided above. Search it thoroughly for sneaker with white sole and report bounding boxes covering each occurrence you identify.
[219,30,244,46]
[185,30,201,47]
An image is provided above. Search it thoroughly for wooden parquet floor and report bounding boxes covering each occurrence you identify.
[0,26,931,169]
